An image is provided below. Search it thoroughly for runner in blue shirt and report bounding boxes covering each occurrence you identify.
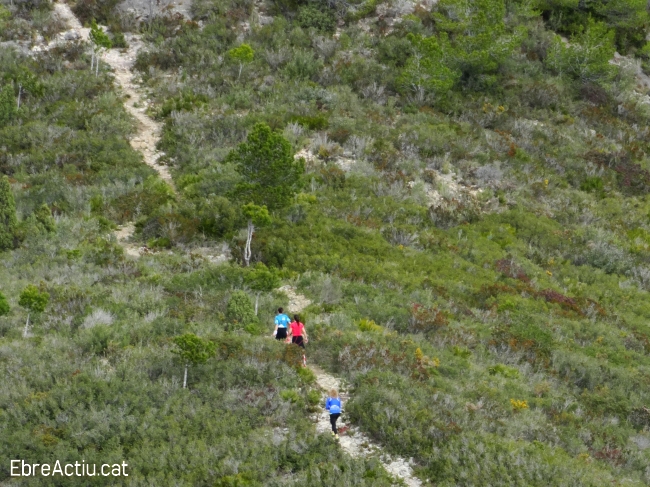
[326,389,342,439]
[273,307,291,341]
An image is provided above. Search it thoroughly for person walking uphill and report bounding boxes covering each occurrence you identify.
[289,314,308,367]
[326,389,342,439]
[273,307,290,341]
[289,315,308,348]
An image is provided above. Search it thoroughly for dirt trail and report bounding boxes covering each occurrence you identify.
[114,222,141,257]
[53,1,179,257]
[280,287,422,486]
[54,5,419,480]
[53,1,173,186]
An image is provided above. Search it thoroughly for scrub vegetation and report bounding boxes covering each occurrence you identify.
[3,0,650,484]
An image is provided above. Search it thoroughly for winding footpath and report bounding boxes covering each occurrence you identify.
[52,5,421,484]
[284,287,423,487]
[53,2,173,186]
[53,1,173,254]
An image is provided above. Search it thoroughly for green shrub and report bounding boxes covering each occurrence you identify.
[346,0,378,21]
[298,366,316,384]
[0,175,16,250]
[197,196,240,238]
[289,114,328,130]
[537,0,649,52]
[0,291,9,316]
[296,5,336,33]
[147,237,172,249]
[81,324,113,355]
[580,176,604,193]
[160,91,208,118]
[488,363,520,378]
[280,389,301,402]
[357,318,383,333]
[72,0,121,25]
[86,238,124,266]
[244,322,265,335]
[245,263,281,291]
[377,36,415,68]
[226,291,257,327]
[545,19,616,82]
[452,346,472,358]
[307,389,321,405]
[111,31,128,49]
[32,203,55,232]
[282,50,322,81]
[0,85,16,125]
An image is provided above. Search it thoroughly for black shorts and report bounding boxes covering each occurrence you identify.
[276,328,287,340]
[292,336,305,348]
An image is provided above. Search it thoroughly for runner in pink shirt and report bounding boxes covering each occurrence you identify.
[288,314,307,348]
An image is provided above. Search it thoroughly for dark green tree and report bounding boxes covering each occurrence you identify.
[227,123,305,211]
[172,333,216,388]
[0,291,9,317]
[0,176,16,251]
[397,34,459,104]
[400,0,523,100]
[19,284,49,338]
[545,19,617,82]
[0,85,16,125]
[537,0,649,52]
[33,204,55,233]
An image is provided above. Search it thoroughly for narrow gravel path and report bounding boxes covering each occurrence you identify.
[54,1,174,187]
[282,286,423,487]
[54,5,423,482]
[54,1,175,257]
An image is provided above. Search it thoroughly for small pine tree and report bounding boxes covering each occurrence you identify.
[18,284,49,338]
[0,176,17,251]
[227,44,254,80]
[172,333,216,388]
[89,19,112,76]
[227,123,305,211]
[33,204,55,233]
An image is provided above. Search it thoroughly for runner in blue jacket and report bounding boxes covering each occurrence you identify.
[325,389,342,438]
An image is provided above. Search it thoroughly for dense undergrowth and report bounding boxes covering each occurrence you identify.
[4,0,650,484]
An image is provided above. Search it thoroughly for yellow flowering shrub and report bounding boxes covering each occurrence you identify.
[510,399,529,411]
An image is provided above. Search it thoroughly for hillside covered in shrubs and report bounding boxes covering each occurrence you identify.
[3,0,650,484]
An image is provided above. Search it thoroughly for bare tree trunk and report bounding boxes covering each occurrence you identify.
[91,50,95,71]
[183,363,188,388]
[238,63,243,80]
[17,84,22,109]
[96,55,100,77]
[255,293,259,315]
[244,220,254,267]
[22,313,30,338]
